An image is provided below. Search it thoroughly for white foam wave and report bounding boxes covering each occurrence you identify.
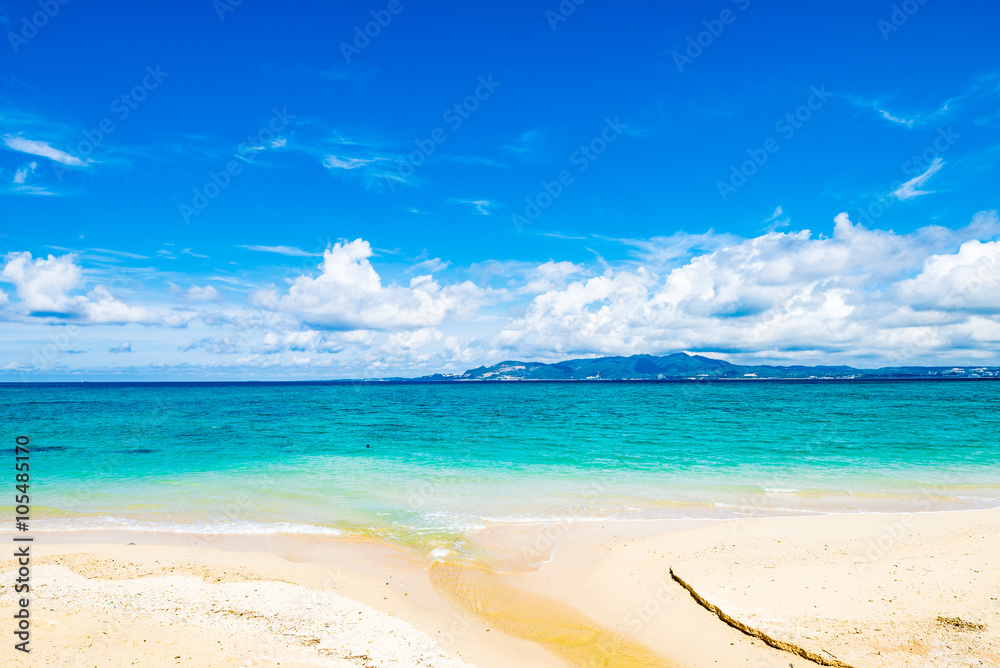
[33,517,344,537]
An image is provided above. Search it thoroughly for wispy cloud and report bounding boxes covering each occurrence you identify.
[501,129,546,160]
[3,135,91,166]
[893,158,944,201]
[845,94,939,128]
[322,155,375,170]
[849,73,1000,128]
[878,109,915,127]
[454,199,494,215]
[8,160,53,195]
[9,185,55,196]
[13,161,36,184]
[762,205,790,232]
[320,64,375,82]
[408,257,451,274]
[240,244,322,257]
[537,231,587,240]
[90,248,150,260]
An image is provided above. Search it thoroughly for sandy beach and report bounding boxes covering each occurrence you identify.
[2,509,997,667]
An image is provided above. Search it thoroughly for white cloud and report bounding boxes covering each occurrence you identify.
[878,109,915,127]
[3,135,90,166]
[4,212,1000,375]
[495,212,1000,361]
[185,285,222,302]
[109,341,132,353]
[893,158,944,201]
[0,251,170,325]
[762,206,790,232]
[240,244,321,257]
[322,155,373,170]
[90,248,150,260]
[253,239,486,330]
[408,258,450,274]
[521,260,587,294]
[13,161,37,184]
[1,251,83,313]
[455,199,493,215]
[898,239,1000,312]
[179,336,242,354]
[385,327,443,352]
[81,285,170,325]
[251,329,375,355]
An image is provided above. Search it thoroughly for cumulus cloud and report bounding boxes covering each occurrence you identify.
[521,260,587,294]
[0,251,82,314]
[385,327,443,352]
[495,211,1000,361]
[254,239,487,329]
[0,252,169,324]
[5,213,1000,374]
[898,239,1000,312]
[185,285,222,302]
[250,329,375,355]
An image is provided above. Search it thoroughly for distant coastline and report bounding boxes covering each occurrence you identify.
[3,350,1000,384]
[425,352,1000,381]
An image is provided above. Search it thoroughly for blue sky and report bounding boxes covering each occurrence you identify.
[2,0,1000,378]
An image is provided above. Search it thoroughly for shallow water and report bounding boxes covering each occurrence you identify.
[3,381,998,560]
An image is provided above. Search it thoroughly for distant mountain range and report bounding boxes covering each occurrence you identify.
[412,353,999,381]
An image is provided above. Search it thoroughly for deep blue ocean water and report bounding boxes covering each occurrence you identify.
[3,381,999,556]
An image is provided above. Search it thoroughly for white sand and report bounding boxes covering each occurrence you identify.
[1,508,997,667]
[0,560,474,667]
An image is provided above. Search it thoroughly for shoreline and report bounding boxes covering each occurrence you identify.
[23,500,1000,550]
[3,508,998,666]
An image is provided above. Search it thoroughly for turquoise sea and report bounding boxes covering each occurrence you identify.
[4,381,999,560]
